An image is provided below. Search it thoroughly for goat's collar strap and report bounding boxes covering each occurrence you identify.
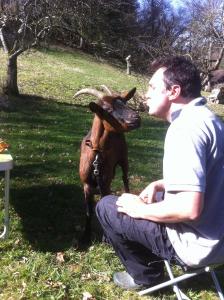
[85,139,103,152]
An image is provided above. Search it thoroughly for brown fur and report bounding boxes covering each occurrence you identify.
[76,87,141,241]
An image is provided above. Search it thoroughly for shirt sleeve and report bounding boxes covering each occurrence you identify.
[163,123,207,192]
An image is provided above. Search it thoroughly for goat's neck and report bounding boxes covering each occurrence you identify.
[90,115,109,151]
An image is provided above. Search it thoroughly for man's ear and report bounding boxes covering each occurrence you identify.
[168,85,181,101]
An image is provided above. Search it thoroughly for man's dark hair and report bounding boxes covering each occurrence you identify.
[151,56,202,98]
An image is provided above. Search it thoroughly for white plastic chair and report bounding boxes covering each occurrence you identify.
[0,153,13,239]
[138,260,224,300]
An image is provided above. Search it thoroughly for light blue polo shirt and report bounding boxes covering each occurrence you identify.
[164,97,224,267]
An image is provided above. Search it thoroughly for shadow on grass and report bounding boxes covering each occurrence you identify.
[10,183,89,252]
[10,182,103,252]
[4,94,104,252]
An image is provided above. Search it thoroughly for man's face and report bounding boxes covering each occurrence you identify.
[145,68,171,119]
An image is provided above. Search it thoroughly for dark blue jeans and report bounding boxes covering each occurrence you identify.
[96,195,181,285]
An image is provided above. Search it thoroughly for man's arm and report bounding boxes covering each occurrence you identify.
[116,191,204,223]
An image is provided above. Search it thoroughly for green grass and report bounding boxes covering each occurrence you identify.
[0,47,224,299]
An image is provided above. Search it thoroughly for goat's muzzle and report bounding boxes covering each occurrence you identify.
[111,105,141,131]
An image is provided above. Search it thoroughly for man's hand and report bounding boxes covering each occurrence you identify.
[139,179,165,203]
[116,193,146,218]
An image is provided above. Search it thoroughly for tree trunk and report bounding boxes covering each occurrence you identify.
[6,55,19,96]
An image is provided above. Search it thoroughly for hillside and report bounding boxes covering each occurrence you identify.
[0,46,147,105]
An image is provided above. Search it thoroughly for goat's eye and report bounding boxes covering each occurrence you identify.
[102,102,113,112]
[114,99,125,109]
[117,99,125,104]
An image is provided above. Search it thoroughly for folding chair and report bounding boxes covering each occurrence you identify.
[138,260,224,300]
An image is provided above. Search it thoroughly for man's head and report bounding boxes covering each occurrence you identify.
[151,56,202,98]
[145,56,202,120]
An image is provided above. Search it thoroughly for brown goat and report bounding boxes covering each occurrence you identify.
[210,69,224,86]
[74,87,141,242]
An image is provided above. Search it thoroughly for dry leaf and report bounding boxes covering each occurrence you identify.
[82,291,96,300]
[45,279,65,288]
[15,239,21,245]
[21,257,28,263]
[81,273,91,280]
[68,264,81,273]
[56,252,65,263]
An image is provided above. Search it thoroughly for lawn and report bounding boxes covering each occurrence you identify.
[0,47,224,299]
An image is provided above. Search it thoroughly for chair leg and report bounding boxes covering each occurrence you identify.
[210,270,224,300]
[138,261,221,299]
[164,260,190,300]
[138,264,205,297]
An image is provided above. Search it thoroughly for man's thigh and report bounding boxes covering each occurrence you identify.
[96,195,175,260]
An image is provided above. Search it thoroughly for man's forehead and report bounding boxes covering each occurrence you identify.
[149,67,165,84]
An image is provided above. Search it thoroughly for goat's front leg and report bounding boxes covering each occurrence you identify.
[82,183,94,243]
[120,159,129,192]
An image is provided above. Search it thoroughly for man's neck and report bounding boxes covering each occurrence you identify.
[167,97,193,122]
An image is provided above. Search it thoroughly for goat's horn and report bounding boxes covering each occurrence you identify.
[73,88,104,99]
[100,85,113,95]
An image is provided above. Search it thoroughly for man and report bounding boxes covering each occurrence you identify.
[96,56,224,290]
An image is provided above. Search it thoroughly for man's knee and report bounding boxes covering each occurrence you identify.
[96,195,118,221]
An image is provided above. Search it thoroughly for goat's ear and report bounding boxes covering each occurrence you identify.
[89,102,122,131]
[122,87,136,101]
[89,102,103,115]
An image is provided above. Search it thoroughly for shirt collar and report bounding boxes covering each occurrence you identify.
[170,97,206,122]
[186,97,206,107]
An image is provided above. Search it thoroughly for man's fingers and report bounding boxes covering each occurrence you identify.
[140,196,148,203]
